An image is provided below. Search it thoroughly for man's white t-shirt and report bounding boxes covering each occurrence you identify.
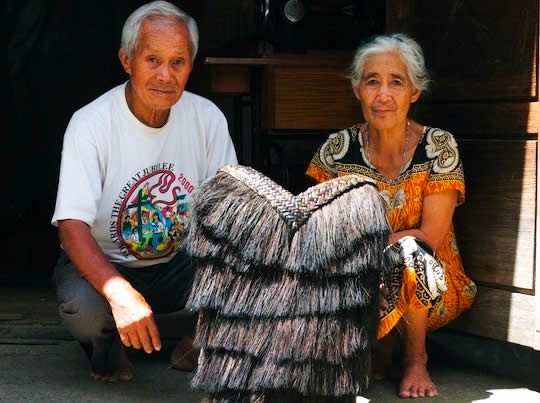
[51,83,238,267]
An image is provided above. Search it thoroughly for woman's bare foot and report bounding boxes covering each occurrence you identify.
[89,350,134,382]
[399,361,438,398]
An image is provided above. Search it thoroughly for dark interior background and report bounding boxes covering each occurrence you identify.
[6,0,540,379]
[5,0,384,284]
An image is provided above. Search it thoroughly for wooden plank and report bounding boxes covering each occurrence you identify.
[410,102,539,135]
[207,65,251,94]
[454,139,536,290]
[386,0,538,101]
[450,285,537,348]
[269,65,361,129]
[0,314,24,321]
[205,53,352,66]
[537,130,540,350]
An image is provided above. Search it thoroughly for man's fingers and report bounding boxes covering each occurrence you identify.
[111,294,159,353]
[148,322,161,352]
[119,330,131,348]
[128,329,142,350]
[118,324,144,350]
[137,322,160,354]
[119,317,160,354]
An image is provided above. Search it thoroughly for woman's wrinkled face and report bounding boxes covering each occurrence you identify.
[353,52,420,131]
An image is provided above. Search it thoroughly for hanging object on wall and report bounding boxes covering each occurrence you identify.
[184,164,389,402]
[255,0,386,53]
[283,0,307,22]
[268,0,309,53]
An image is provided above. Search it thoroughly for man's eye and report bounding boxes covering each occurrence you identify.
[173,59,184,65]
[148,57,159,63]
[366,79,378,86]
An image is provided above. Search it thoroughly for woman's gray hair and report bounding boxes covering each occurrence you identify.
[121,0,199,62]
[349,33,430,92]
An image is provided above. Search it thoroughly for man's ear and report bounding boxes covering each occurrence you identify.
[118,49,131,75]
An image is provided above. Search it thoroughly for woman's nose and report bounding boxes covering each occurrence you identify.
[377,84,392,101]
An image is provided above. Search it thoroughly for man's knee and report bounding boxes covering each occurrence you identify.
[54,254,116,339]
[57,281,114,341]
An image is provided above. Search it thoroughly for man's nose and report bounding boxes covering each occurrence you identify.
[157,64,173,81]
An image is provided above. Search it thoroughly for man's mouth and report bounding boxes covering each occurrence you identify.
[150,87,177,94]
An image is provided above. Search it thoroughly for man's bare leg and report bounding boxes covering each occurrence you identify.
[397,309,438,398]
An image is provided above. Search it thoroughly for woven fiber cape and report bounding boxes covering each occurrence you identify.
[184,165,390,403]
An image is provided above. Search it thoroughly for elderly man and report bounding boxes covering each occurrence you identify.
[51,1,237,381]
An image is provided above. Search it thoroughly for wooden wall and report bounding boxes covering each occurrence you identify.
[386,0,539,349]
[248,0,540,349]
[11,0,538,351]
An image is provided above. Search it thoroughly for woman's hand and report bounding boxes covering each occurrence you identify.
[379,283,389,318]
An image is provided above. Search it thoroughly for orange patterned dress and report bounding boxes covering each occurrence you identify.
[306,124,477,339]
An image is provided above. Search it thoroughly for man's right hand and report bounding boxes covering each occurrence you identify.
[107,283,162,354]
[58,219,162,353]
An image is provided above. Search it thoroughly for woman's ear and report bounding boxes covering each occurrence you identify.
[352,83,361,101]
[411,88,421,103]
[118,49,131,75]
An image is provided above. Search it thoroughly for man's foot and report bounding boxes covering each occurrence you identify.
[89,354,134,382]
[169,336,199,372]
[398,362,438,398]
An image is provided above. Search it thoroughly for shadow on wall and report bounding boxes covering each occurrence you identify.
[6,1,135,284]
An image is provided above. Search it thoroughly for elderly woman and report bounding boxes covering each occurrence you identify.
[306,33,477,399]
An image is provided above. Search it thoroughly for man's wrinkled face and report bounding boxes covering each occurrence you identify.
[119,17,193,118]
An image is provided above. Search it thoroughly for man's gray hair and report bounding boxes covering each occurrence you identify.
[121,0,199,61]
[349,33,430,93]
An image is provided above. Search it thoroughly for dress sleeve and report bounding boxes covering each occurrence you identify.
[305,129,349,184]
[424,129,465,205]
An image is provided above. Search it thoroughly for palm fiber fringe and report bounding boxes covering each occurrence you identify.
[184,165,389,401]
[189,264,379,317]
[196,310,377,363]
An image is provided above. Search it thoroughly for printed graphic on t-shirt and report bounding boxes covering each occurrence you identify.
[110,164,194,260]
